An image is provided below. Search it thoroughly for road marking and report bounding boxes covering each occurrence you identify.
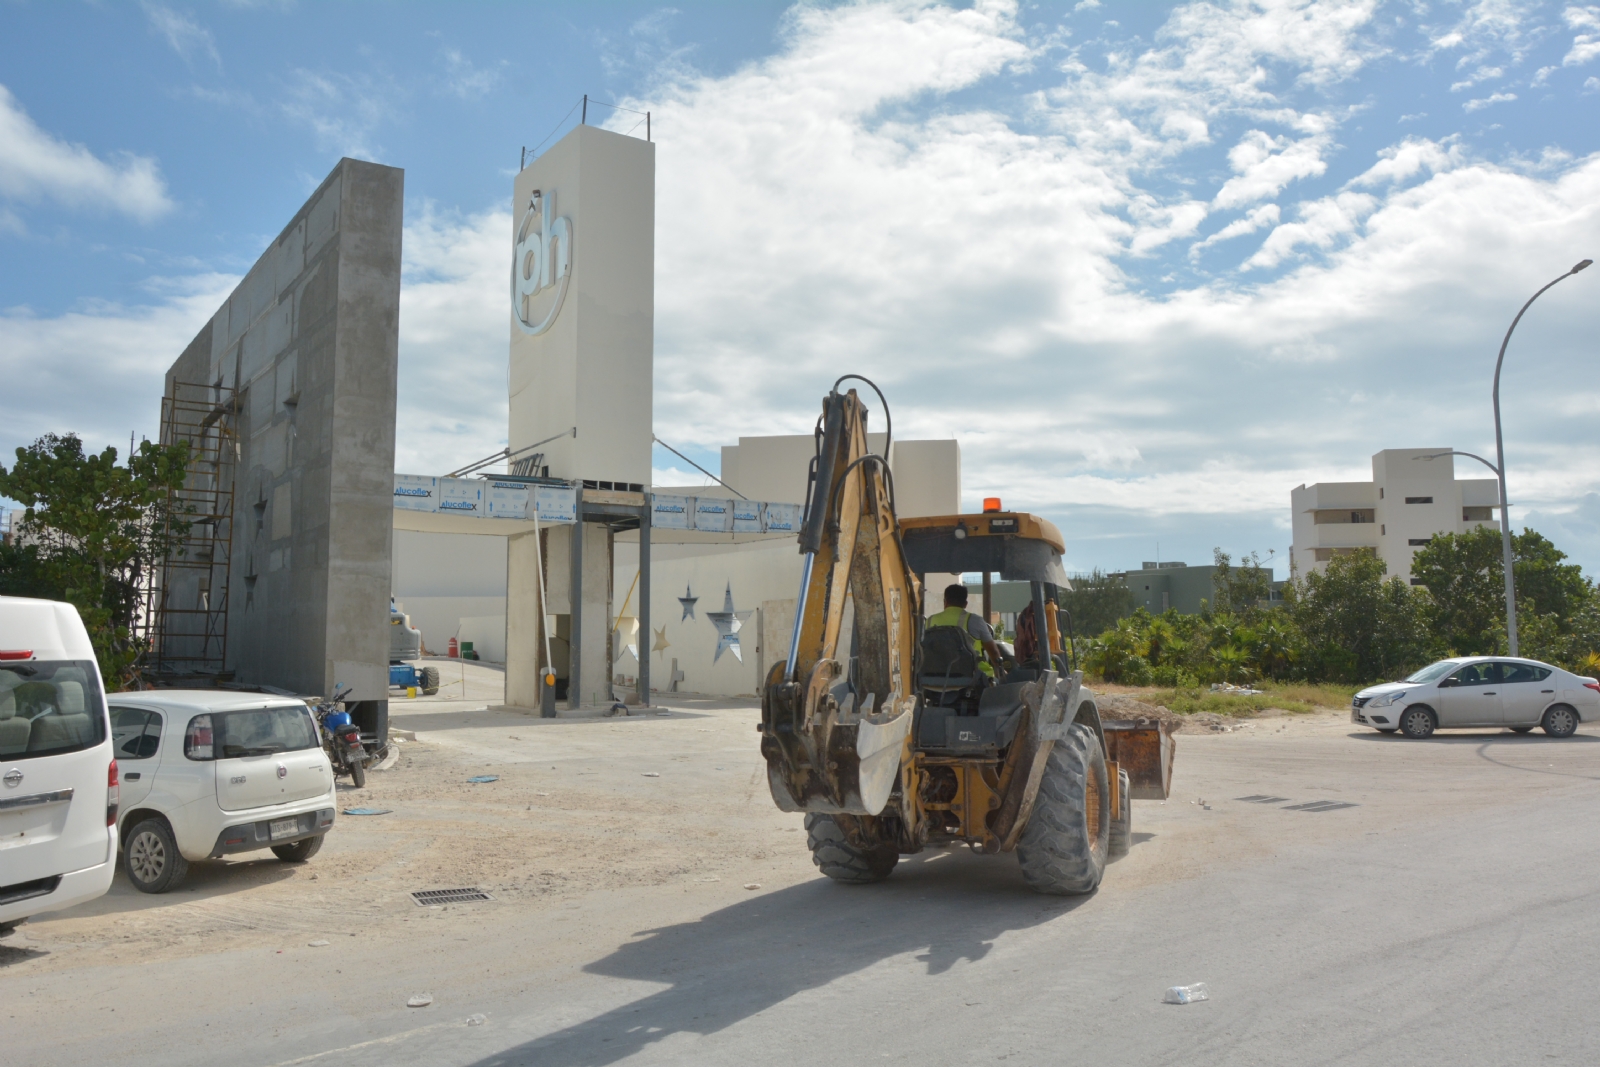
[266,1021,463,1065]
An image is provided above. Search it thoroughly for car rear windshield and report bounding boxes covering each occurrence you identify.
[0,660,107,760]
[1403,660,1462,684]
[202,705,319,759]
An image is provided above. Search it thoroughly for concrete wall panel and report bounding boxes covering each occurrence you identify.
[163,158,402,709]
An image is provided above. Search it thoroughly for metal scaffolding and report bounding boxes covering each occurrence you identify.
[143,379,238,679]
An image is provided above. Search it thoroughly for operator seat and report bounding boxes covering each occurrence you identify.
[919,626,982,709]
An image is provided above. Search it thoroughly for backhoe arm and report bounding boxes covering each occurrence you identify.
[759,383,920,815]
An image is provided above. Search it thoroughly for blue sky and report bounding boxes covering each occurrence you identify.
[2,0,1598,576]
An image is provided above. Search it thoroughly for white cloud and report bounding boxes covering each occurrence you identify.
[441,49,502,99]
[1213,128,1332,209]
[1566,37,1600,65]
[1463,91,1517,110]
[1347,137,1461,186]
[394,204,511,474]
[140,2,221,67]
[1242,190,1377,268]
[1190,202,1281,256]
[0,84,174,223]
[280,70,393,159]
[0,274,237,456]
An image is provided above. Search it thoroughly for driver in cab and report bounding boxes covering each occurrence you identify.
[927,584,1004,682]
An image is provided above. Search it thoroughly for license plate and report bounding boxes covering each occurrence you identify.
[269,817,300,841]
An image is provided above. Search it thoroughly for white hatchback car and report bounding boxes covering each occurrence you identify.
[1352,657,1600,739]
[109,691,336,893]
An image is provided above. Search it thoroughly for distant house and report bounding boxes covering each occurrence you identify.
[1291,449,1500,584]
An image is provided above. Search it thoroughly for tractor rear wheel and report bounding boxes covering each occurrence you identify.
[805,813,899,884]
[1017,722,1109,895]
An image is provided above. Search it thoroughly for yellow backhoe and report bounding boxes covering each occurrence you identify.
[760,377,1174,894]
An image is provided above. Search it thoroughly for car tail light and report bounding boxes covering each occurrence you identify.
[1584,681,1600,694]
[107,760,119,826]
[0,649,33,660]
[185,714,214,760]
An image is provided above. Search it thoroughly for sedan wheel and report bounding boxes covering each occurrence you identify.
[1541,705,1579,739]
[1399,706,1436,739]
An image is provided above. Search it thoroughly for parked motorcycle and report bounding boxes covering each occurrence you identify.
[314,686,373,788]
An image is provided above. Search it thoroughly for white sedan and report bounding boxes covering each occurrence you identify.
[1352,657,1600,739]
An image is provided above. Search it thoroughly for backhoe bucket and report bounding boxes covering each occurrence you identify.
[1101,720,1175,800]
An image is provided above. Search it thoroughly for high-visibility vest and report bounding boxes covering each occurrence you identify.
[927,607,995,676]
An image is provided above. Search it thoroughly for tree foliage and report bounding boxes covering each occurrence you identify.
[1076,529,1600,688]
[1057,569,1135,642]
[1412,526,1594,658]
[0,433,190,687]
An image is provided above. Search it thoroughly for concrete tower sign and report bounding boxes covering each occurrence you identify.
[507,125,653,487]
[505,125,655,711]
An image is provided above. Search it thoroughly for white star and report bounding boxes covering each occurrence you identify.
[706,583,755,663]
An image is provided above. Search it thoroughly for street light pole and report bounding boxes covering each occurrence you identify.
[1487,259,1591,656]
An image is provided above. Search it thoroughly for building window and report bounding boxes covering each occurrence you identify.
[1381,524,1385,535]
[1463,507,1493,521]
[1408,538,1429,546]
[1410,578,1426,586]
[1405,496,1433,504]
[1379,487,1384,499]
[1312,509,1376,525]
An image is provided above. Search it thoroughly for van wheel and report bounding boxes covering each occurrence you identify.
[272,835,324,862]
[124,818,188,894]
[1542,705,1579,738]
[1398,706,1436,739]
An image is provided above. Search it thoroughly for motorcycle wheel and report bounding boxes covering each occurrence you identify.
[350,758,367,788]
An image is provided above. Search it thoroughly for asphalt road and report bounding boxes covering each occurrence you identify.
[6,698,1599,1066]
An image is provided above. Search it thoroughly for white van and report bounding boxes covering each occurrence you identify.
[0,596,118,935]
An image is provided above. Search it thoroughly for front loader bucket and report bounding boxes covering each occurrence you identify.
[1101,720,1175,801]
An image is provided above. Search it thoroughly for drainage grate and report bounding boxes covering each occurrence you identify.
[1283,800,1358,812]
[1236,795,1291,804]
[411,887,494,906]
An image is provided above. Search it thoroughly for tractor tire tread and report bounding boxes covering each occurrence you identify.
[805,813,898,884]
[1016,723,1108,896]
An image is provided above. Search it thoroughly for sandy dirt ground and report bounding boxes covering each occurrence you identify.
[4,664,1599,1065]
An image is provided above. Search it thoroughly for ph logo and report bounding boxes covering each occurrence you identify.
[511,188,573,336]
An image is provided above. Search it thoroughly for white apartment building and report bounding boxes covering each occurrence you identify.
[1291,449,1502,583]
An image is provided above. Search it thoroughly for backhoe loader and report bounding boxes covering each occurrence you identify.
[760,377,1174,894]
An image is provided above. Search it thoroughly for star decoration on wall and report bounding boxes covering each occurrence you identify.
[678,584,699,621]
[652,625,670,659]
[706,582,755,664]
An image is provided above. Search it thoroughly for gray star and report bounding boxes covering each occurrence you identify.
[706,583,755,664]
[678,584,699,621]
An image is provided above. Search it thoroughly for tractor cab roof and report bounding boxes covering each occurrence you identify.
[898,513,1069,586]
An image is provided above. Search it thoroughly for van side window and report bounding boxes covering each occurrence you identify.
[110,707,163,759]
